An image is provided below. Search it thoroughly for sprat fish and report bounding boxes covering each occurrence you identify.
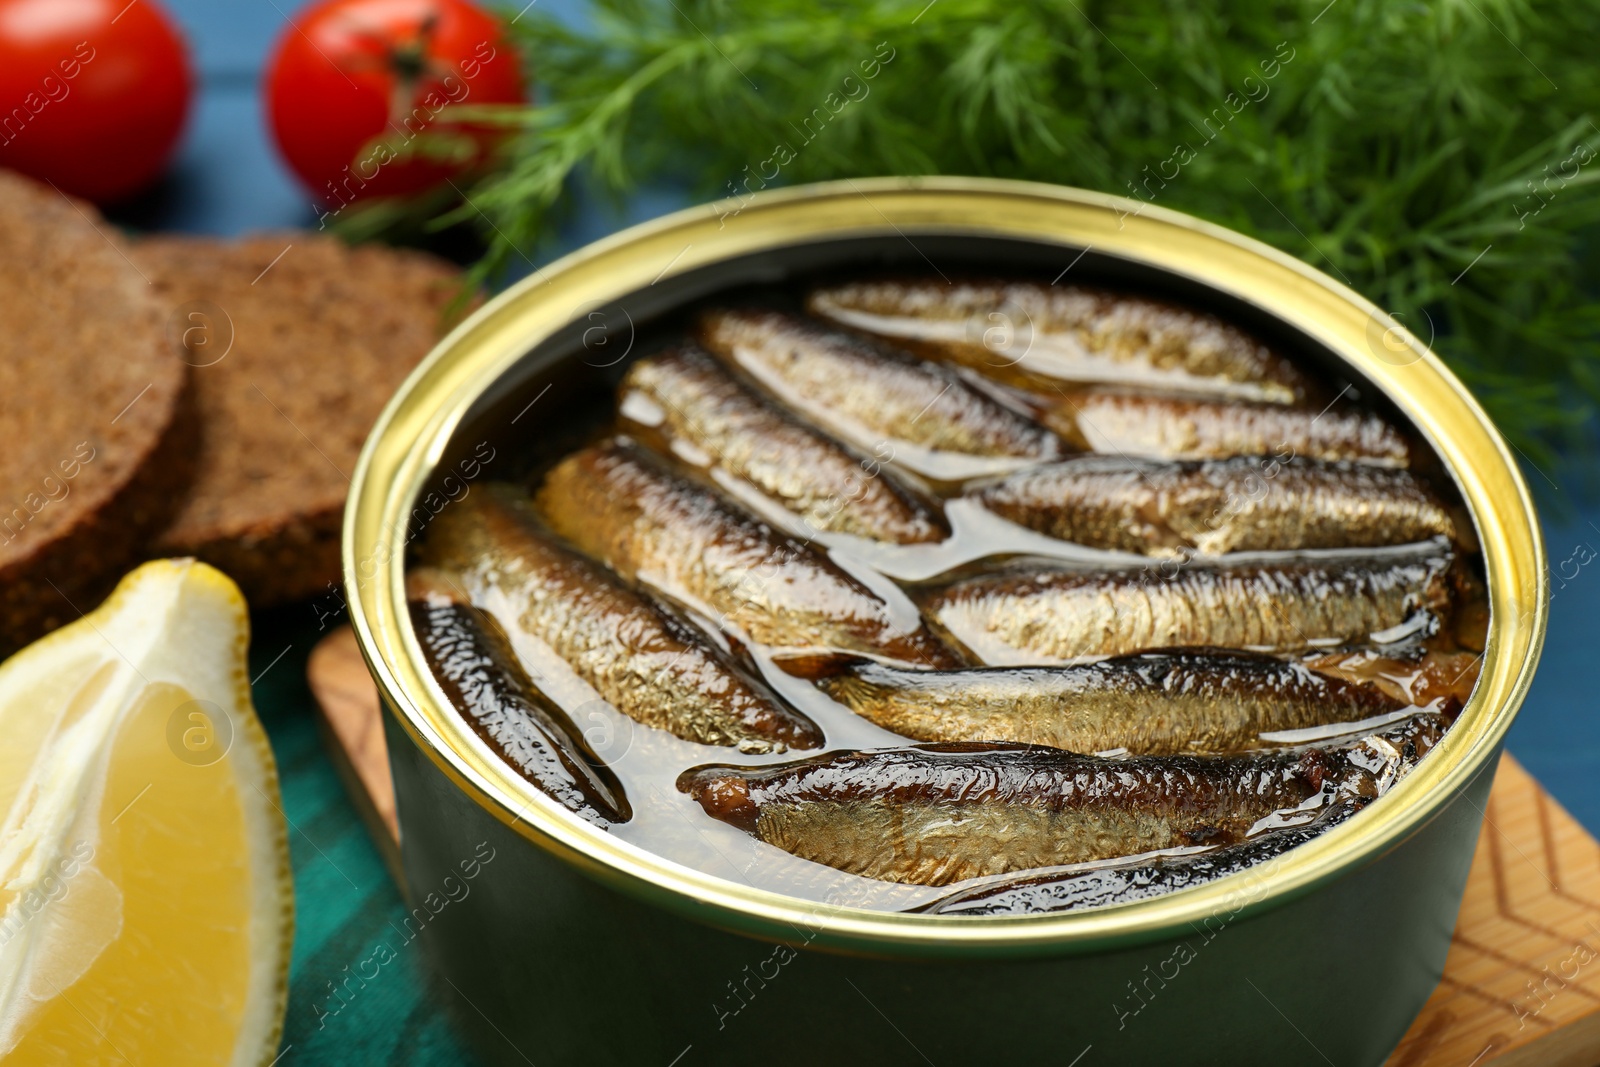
[535,438,961,668]
[698,307,1063,480]
[409,572,632,824]
[423,486,823,752]
[811,651,1404,755]
[970,455,1454,556]
[808,278,1310,405]
[620,345,947,544]
[922,544,1456,664]
[679,716,1443,885]
[1035,387,1410,465]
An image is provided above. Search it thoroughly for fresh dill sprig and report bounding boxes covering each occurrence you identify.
[445,0,1600,464]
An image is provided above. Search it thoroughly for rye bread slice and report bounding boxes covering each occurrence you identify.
[0,169,194,654]
[135,233,463,607]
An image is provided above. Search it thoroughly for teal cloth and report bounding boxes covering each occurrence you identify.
[249,608,481,1065]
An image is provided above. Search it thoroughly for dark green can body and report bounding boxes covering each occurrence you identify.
[388,709,1493,1067]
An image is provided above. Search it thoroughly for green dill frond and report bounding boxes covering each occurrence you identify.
[441,0,1600,464]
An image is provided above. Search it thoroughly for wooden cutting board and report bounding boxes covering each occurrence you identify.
[308,625,1600,1067]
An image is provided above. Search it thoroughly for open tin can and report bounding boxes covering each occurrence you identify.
[345,178,1547,1066]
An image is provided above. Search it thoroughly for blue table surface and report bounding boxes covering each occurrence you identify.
[117,3,1600,1062]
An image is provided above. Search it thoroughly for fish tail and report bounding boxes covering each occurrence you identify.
[772,651,870,681]
[807,665,902,722]
[816,672,882,713]
[774,653,889,710]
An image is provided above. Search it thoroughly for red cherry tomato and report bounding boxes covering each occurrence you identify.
[265,0,525,210]
[0,0,191,203]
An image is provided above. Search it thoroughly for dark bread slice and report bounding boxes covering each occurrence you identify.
[0,169,193,654]
[134,233,464,607]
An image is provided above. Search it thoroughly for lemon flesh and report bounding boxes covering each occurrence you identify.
[0,560,292,1066]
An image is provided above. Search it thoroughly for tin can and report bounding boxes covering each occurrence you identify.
[345,178,1547,1066]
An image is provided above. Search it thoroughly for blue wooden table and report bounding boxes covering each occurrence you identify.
[144,4,1600,1062]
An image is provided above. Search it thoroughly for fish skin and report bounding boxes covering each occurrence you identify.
[922,799,1372,915]
[620,345,948,544]
[813,651,1403,755]
[678,717,1443,885]
[970,454,1456,556]
[921,544,1455,664]
[1036,388,1411,465]
[422,486,823,752]
[408,590,632,825]
[807,278,1310,405]
[534,437,962,668]
[697,308,1063,473]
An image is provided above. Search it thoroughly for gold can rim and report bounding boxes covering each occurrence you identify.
[344,177,1547,956]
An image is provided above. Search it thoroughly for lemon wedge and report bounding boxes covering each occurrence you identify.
[0,559,292,1065]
